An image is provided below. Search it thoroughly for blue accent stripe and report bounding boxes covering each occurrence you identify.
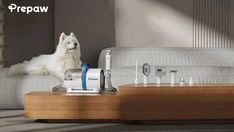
[81,63,91,90]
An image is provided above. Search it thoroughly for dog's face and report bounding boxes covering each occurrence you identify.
[59,32,80,53]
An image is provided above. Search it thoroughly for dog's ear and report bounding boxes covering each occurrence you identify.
[70,32,75,36]
[59,32,66,43]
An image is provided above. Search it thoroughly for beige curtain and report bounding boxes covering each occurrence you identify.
[0,0,4,68]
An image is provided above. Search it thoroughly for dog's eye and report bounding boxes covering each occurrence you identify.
[67,42,71,44]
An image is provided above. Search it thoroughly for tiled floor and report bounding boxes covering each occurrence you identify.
[1,110,234,132]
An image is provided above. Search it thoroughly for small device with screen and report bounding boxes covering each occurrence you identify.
[155,66,166,85]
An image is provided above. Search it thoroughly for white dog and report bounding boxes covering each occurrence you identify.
[8,32,82,80]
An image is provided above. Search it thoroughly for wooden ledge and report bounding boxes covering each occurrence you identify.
[25,84,234,121]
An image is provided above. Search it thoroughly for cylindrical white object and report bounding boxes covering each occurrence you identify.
[64,68,105,90]
[170,72,176,85]
[156,76,161,85]
[143,75,148,85]
[86,68,105,90]
[64,80,81,88]
[134,61,139,85]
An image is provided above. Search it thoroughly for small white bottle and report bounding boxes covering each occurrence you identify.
[180,78,185,85]
[189,77,194,86]
[156,76,161,85]
[143,75,148,85]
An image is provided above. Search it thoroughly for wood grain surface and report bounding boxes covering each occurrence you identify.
[25,84,234,120]
[25,92,119,119]
[118,84,234,120]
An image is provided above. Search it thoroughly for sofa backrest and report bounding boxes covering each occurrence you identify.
[98,47,234,69]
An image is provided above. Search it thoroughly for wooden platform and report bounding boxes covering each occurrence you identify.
[24,92,119,120]
[25,84,234,120]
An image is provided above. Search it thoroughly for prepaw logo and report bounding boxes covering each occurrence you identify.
[8,4,49,14]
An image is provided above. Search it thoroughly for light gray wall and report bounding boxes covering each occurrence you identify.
[54,0,115,67]
[115,0,193,47]
[114,0,234,48]
[3,0,54,67]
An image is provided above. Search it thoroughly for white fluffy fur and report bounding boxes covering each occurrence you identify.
[8,32,82,80]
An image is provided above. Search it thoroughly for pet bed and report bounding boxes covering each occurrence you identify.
[0,69,60,109]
